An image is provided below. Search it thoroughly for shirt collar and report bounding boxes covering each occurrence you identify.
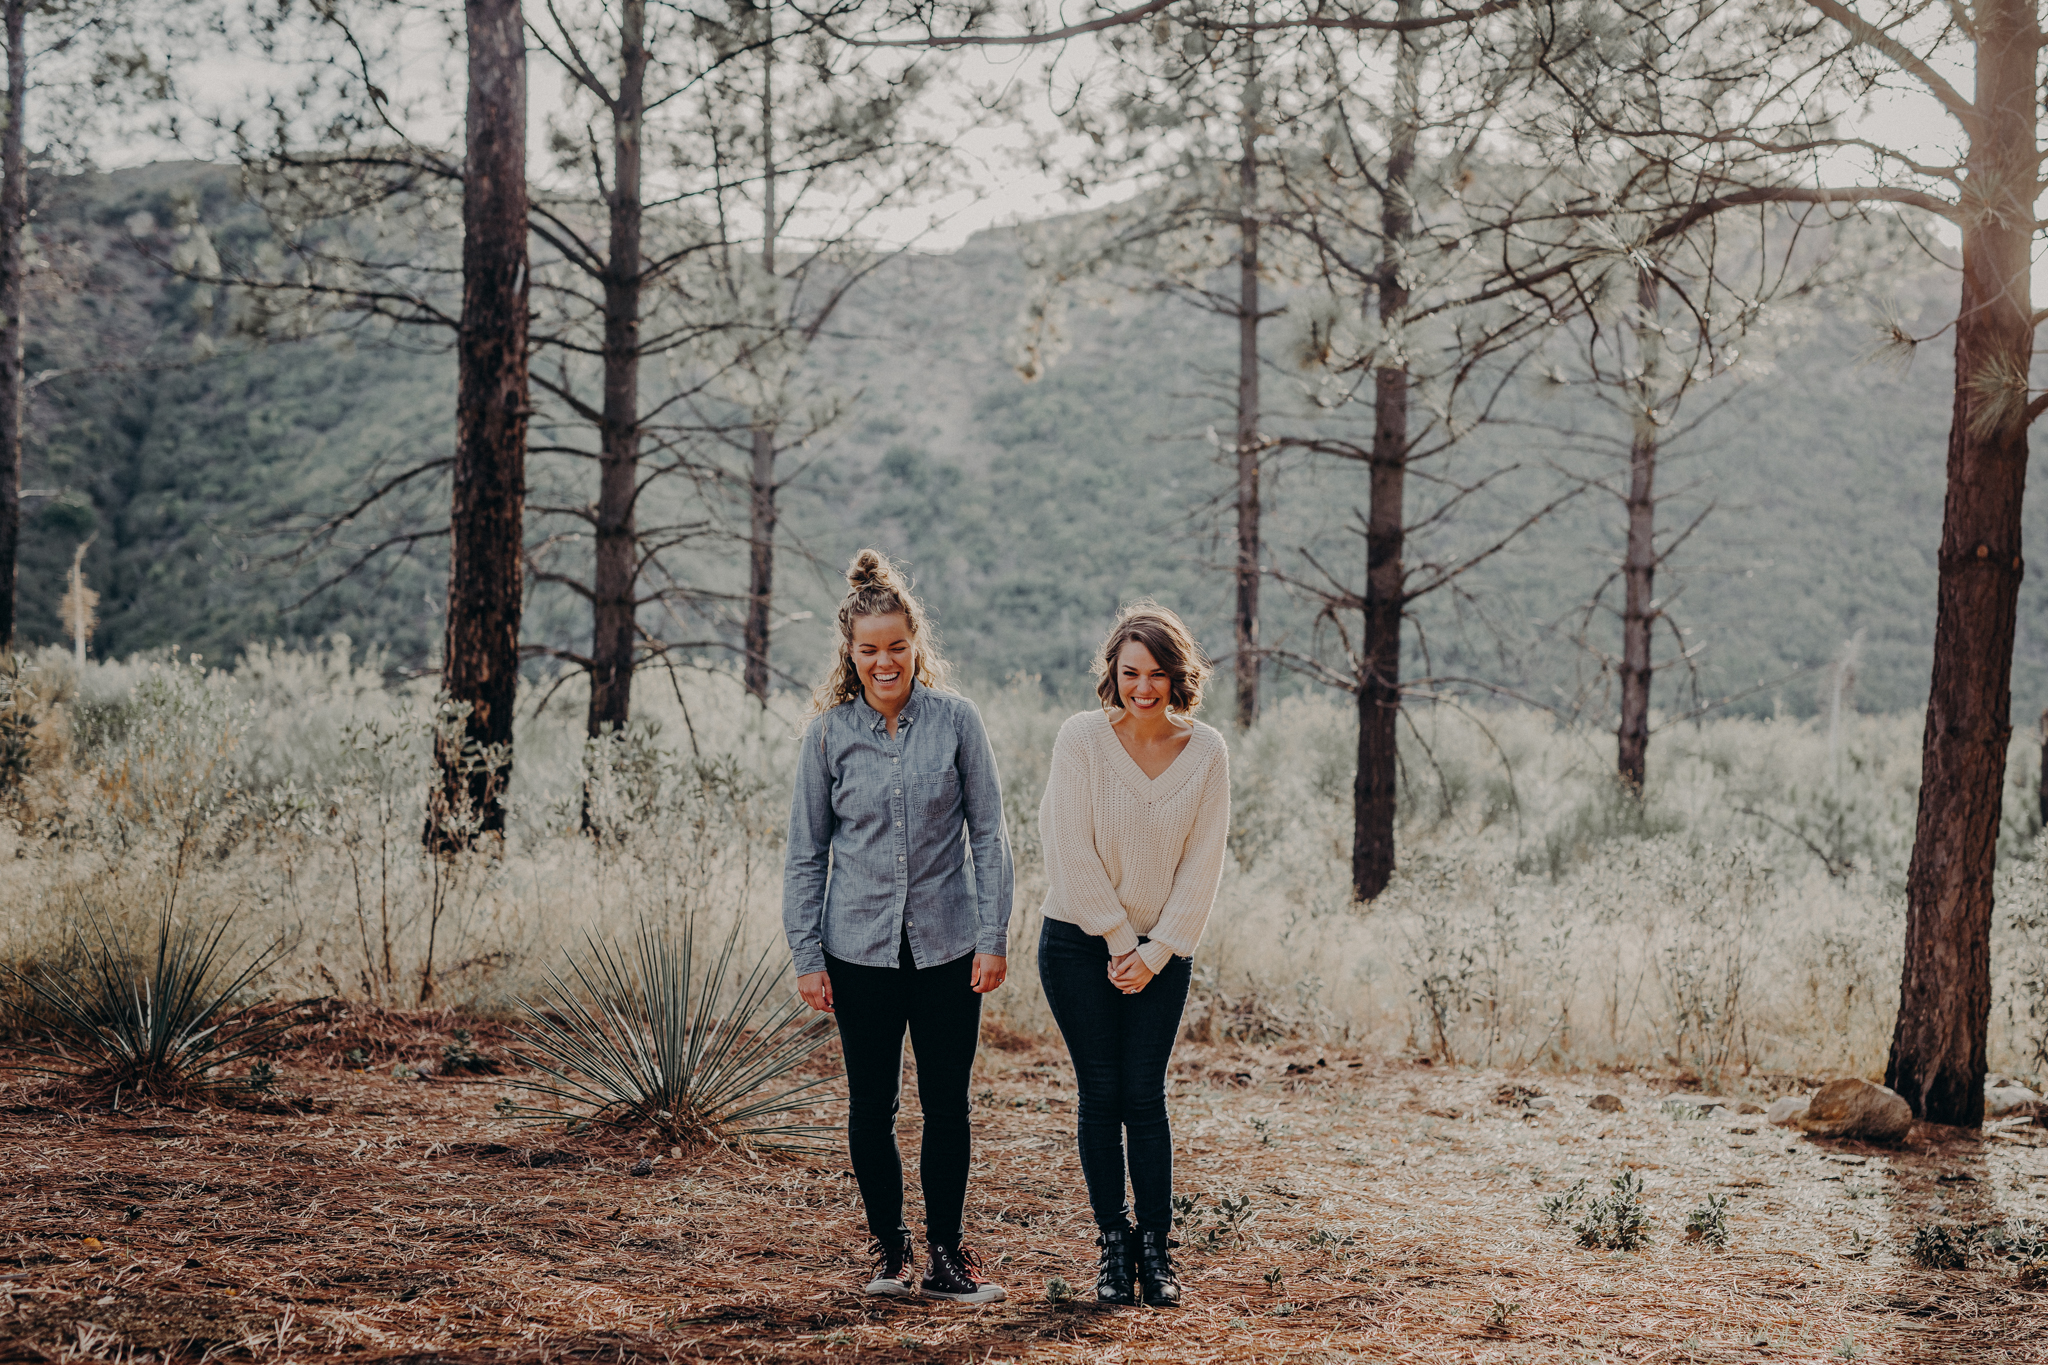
[854,679,921,732]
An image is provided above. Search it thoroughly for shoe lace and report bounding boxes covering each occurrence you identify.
[868,1236,909,1278]
[940,1243,988,1284]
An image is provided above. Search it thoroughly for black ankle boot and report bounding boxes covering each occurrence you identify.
[1136,1231,1181,1307]
[1094,1226,1137,1306]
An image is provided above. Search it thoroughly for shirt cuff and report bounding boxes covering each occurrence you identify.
[977,931,1009,958]
[1135,939,1177,973]
[1101,921,1140,958]
[790,949,827,978]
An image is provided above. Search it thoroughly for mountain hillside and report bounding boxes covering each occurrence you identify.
[16,163,2013,725]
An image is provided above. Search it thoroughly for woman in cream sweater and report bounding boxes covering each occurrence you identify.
[1037,600,1230,1309]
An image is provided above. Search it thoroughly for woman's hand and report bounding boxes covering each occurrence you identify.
[1108,951,1155,995]
[970,954,1008,994]
[797,971,834,1012]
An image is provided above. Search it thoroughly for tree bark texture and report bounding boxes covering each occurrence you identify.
[743,425,777,699]
[436,0,528,843]
[586,0,648,738]
[1885,0,2036,1128]
[1353,9,1418,901]
[0,0,25,654]
[1232,43,1261,731]
[743,33,778,703]
[1616,269,1662,790]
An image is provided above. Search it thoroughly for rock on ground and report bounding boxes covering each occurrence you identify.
[1795,1078,1911,1144]
[1766,1095,1810,1127]
[1986,1085,2041,1119]
[1589,1093,1625,1113]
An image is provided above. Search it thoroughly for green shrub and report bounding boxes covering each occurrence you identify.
[502,915,838,1152]
[1574,1171,1652,1251]
[2,900,289,1100]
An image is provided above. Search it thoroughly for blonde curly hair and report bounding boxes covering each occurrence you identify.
[807,549,954,716]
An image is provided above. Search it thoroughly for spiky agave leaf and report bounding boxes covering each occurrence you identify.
[2,898,292,1098]
[503,915,839,1152]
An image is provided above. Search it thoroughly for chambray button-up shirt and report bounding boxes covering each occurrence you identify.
[782,683,1014,976]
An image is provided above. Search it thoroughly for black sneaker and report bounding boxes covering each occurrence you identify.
[863,1234,915,1296]
[921,1241,1007,1303]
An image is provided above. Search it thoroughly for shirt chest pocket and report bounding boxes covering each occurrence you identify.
[913,769,961,823]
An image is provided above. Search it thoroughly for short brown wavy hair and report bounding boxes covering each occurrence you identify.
[1092,600,1210,714]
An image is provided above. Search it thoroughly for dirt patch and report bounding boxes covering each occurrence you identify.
[2,1018,2045,1362]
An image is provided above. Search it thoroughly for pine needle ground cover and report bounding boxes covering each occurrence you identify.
[3,1014,2044,1363]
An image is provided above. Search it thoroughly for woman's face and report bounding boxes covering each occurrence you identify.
[851,612,916,709]
[1115,640,1173,716]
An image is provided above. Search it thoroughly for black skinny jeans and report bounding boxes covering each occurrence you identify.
[825,934,982,1247]
[1037,917,1193,1235]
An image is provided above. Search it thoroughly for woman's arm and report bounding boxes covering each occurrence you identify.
[1132,745,1231,974]
[956,701,1015,965]
[782,717,837,982]
[1041,720,1144,958]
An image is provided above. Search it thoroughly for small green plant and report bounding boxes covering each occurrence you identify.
[1173,1190,1257,1249]
[1263,1266,1285,1288]
[343,1047,368,1069]
[1541,1178,1588,1225]
[1685,1194,1731,1248]
[1300,1225,1361,1251]
[492,1095,520,1117]
[244,1059,277,1093]
[503,915,840,1151]
[1834,1339,1862,1360]
[1271,1302,1296,1317]
[1,900,290,1101]
[1484,1298,1522,1331]
[1574,1171,1652,1251]
[1907,1224,1970,1270]
[1044,1276,1073,1303]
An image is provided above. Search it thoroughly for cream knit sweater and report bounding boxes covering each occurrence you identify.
[1039,709,1231,972]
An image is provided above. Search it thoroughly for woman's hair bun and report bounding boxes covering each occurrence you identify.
[846,548,897,591]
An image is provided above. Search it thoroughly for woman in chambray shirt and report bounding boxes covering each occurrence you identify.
[783,549,1013,1305]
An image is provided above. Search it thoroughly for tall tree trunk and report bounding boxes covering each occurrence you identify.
[1353,5,1418,902]
[1885,0,2035,1128]
[743,29,778,703]
[0,0,25,654]
[1232,34,1261,731]
[434,0,528,845]
[1617,269,1661,790]
[586,0,647,739]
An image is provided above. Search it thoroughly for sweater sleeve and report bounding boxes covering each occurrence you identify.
[1133,740,1230,972]
[1040,717,1143,957]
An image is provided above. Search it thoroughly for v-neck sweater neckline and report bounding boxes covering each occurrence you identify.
[1094,709,1204,803]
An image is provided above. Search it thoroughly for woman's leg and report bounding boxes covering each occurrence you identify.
[1119,951,1192,1235]
[1036,919,1133,1232]
[903,948,981,1248]
[825,948,914,1244]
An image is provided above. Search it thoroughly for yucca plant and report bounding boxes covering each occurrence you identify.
[503,915,839,1152]
[2,900,291,1100]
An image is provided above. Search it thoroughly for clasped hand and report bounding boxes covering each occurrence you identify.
[1108,950,1155,995]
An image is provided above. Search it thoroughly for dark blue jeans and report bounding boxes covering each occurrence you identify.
[1036,917,1192,1235]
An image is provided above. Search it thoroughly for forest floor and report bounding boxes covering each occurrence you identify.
[2,1009,2046,1364]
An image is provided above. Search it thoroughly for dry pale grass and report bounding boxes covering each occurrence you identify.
[3,1011,2045,1363]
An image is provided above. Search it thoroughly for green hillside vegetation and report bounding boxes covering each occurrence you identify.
[15,163,2011,726]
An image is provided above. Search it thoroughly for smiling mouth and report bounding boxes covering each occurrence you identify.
[872,670,903,685]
